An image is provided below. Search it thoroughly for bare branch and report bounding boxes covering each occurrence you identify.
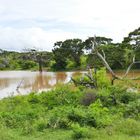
[128,76,140,80]
[133,55,135,62]
[16,79,24,93]
[101,50,106,59]
[71,77,96,88]
[96,51,119,79]
[90,36,140,85]
[123,55,140,78]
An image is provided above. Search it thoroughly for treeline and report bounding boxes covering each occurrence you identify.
[0,50,53,71]
[52,27,140,70]
[0,27,140,71]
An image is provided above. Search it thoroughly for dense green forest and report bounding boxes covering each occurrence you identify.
[0,27,140,71]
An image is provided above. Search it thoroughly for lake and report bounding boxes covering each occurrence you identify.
[0,71,85,99]
[0,70,140,99]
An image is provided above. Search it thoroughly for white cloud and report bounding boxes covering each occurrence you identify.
[0,27,84,51]
[0,0,139,51]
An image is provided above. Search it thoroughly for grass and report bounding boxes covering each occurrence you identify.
[1,123,140,140]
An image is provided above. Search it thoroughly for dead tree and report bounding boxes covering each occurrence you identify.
[71,67,98,88]
[23,48,43,72]
[91,36,140,85]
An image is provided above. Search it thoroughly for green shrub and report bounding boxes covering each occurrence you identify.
[27,93,40,104]
[21,121,35,135]
[36,118,48,131]
[67,100,113,128]
[71,123,90,139]
[124,99,140,118]
[98,86,139,107]
[87,99,112,127]
[40,84,82,108]
[95,68,110,88]
[0,109,39,129]
[68,107,87,125]
[47,106,71,129]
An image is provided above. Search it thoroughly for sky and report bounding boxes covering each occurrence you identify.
[0,0,139,52]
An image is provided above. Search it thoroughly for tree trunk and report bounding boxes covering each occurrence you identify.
[39,60,42,72]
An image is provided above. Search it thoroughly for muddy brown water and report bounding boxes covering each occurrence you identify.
[0,71,85,99]
[0,70,140,99]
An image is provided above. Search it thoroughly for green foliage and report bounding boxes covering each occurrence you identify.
[0,50,53,71]
[18,60,37,70]
[88,99,112,127]
[124,99,140,118]
[67,106,90,126]
[52,39,84,70]
[40,84,83,108]
[27,93,40,104]
[96,68,110,88]
[36,118,48,131]
[71,123,90,139]
[115,119,140,136]
[66,59,76,70]
[72,68,110,89]
[80,55,87,69]
[98,85,139,107]
[47,106,70,129]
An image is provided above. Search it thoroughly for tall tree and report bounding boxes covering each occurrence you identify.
[52,39,84,70]
[122,27,140,49]
[84,36,118,68]
[122,27,140,68]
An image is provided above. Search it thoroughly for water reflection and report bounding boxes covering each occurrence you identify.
[0,71,83,98]
[0,70,139,99]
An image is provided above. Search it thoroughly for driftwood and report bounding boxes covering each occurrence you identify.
[16,79,24,94]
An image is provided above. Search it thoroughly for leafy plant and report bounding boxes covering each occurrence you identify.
[71,123,90,139]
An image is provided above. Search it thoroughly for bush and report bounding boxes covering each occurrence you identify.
[68,100,112,128]
[81,89,97,106]
[98,86,139,107]
[21,121,35,135]
[124,99,140,118]
[87,99,112,127]
[27,93,40,104]
[47,106,71,129]
[71,123,90,139]
[0,109,39,129]
[68,107,87,125]
[95,68,110,88]
[36,118,48,131]
[40,84,83,108]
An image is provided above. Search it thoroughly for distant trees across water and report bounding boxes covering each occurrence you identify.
[0,27,140,71]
